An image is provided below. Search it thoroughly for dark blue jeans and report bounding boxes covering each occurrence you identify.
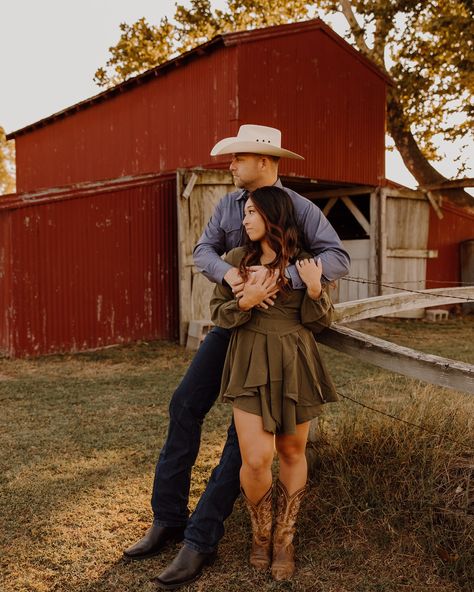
[151,326,242,553]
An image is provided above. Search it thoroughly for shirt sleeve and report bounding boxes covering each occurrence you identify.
[288,199,350,288]
[193,197,234,285]
[210,284,252,329]
[300,286,334,334]
[209,249,252,328]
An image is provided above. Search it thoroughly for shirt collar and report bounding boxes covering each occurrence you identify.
[236,178,283,201]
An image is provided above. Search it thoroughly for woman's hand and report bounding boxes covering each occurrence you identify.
[296,258,322,299]
[238,270,278,311]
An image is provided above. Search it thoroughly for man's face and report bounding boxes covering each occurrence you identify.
[229,153,262,190]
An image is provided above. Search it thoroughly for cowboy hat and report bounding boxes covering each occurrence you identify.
[210,124,304,160]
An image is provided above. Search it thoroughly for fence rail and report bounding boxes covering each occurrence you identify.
[323,287,474,395]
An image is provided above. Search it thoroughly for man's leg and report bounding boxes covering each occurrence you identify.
[123,326,230,560]
[153,421,242,589]
[184,419,242,553]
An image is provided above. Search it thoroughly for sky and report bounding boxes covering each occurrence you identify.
[1,0,471,189]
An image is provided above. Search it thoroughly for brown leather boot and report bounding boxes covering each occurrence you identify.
[271,480,306,581]
[241,485,273,570]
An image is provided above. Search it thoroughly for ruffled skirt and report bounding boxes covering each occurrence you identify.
[220,320,336,434]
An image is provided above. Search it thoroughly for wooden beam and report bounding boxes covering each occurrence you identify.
[380,186,426,200]
[378,189,387,293]
[318,324,474,395]
[386,249,438,259]
[323,197,338,216]
[418,178,474,191]
[426,190,444,220]
[312,185,374,198]
[181,172,198,200]
[341,196,371,234]
[333,287,474,323]
[183,168,234,186]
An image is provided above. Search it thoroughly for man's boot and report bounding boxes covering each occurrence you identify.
[271,480,306,580]
[123,524,185,560]
[241,485,273,570]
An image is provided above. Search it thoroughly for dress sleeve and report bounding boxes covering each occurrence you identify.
[300,286,334,334]
[209,248,252,329]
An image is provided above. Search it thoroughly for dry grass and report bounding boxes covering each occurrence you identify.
[0,318,473,592]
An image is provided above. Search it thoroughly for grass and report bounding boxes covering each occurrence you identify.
[0,318,473,592]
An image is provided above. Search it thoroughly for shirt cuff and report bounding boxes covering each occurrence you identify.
[286,263,304,290]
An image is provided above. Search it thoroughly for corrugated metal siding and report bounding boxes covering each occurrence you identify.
[2,175,178,357]
[14,23,386,193]
[426,202,474,288]
[235,27,386,185]
[0,212,12,355]
[15,48,238,192]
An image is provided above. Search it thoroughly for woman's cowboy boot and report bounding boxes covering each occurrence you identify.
[271,480,306,580]
[241,485,273,570]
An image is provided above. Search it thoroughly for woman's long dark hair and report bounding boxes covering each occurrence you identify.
[239,186,302,294]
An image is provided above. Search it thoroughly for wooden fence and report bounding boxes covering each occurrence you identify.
[321,287,474,395]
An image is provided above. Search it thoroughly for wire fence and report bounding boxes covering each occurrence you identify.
[339,275,474,302]
[335,388,473,452]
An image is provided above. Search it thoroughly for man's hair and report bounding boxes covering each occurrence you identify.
[239,186,301,295]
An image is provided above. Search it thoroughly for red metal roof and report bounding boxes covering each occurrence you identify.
[7,18,392,140]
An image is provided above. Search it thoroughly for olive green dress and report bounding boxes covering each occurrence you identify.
[210,247,337,435]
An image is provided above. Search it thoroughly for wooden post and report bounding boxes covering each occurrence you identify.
[369,189,379,297]
[378,188,387,295]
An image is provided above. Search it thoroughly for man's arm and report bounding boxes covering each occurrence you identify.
[288,199,350,288]
[193,198,234,285]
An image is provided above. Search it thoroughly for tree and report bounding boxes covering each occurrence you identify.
[95,0,473,201]
[0,126,15,195]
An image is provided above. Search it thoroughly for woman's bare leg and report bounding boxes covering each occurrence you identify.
[233,407,275,503]
[275,421,310,494]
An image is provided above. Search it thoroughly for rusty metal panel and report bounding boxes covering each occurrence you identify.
[13,21,388,193]
[234,26,386,185]
[3,174,178,357]
[426,202,474,288]
[0,212,12,355]
[15,47,238,192]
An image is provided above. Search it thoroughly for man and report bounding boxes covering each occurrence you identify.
[123,125,350,589]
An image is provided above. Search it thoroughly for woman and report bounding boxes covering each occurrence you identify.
[210,186,336,580]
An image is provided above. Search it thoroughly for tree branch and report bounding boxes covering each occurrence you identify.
[338,0,370,55]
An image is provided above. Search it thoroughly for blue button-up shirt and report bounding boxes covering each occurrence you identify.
[193,179,350,288]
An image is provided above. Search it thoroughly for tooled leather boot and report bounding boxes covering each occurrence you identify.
[241,485,273,570]
[271,480,306,580]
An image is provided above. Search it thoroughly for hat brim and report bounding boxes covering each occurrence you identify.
[210,138,304,160]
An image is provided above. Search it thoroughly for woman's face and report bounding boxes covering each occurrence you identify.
[243,198,266,241]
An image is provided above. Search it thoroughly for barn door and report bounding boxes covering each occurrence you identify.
[334,239,370,302]
[383,194,437,318]
[176,168,235,344]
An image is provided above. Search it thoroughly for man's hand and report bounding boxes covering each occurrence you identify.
[238,270,279,311]
[223,267,245,295]
[247,265,279,308]
[296,258,323,299]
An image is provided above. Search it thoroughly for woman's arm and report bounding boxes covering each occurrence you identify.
[296,257,334,333]
[209,248,252,329]
[210,283,252,329]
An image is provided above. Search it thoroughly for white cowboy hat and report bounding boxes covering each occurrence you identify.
[210,124,304,160]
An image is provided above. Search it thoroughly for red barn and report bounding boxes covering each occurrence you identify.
[1,19,402,356]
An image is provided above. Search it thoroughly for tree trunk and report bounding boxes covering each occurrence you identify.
[387,89,473,207]
[335,0,472,207]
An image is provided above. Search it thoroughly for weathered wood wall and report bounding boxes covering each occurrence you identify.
[177,168,235,344]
